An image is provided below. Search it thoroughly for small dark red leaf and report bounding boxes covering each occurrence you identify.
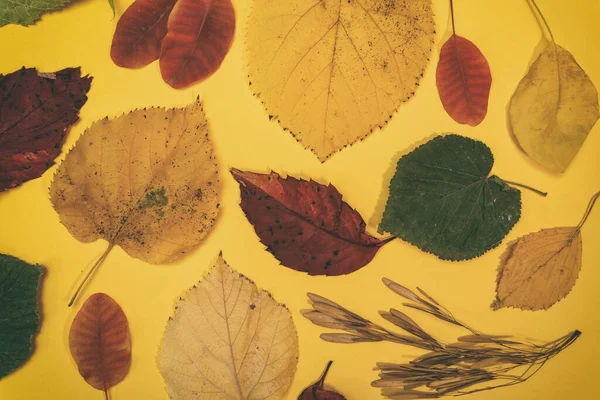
[436,34,491,126]
[0,67,91,192]
[299,361,347,400]
[159,0,235,89]
[231,169,388,276]
[110,0,177,68]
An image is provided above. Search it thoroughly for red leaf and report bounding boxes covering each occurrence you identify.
[0,67,91,192]
[436,35,491,126]
[110,0,177,68]
[69,293,131,394]
[159,0,235,89]
[231,169,389,276]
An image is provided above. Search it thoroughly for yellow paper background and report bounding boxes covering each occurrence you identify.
[1,0,599,399]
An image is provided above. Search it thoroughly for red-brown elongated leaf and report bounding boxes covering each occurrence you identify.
[0,67,91,192]
[231,169,389,276]
[159,0,235,89]
[69,293,131,394]
[110,0,177,68]
[436,35,491,126]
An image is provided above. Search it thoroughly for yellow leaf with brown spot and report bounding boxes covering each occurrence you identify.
[247,0,435,161]
[50,99,221,304]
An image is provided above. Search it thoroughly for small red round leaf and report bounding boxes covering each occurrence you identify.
[159,0,235,89]
[110,0,177,68]
[69,293,131,393]
[436,34,492,127]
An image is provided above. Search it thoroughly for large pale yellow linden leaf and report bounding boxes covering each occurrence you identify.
[492,227,582,311]
[508,42,599,172]
[50,99,220,264]
[247,0,435,161]
[158,254,299,400]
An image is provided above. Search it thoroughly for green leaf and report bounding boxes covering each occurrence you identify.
[0,0,75,27]
[0,254,43,379]
[379,134,521,261]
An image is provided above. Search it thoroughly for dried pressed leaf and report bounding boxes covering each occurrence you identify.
[379,134,523,261]
[69,293,131,395]
[50,98,220,265]
[0,254,43,380]
[436,35,491,126]
[160,0,235,88]
[231,169,389,275]
[159,254,299,400]
[492,227,582,311]
[111,0,177,68]
[0,67,91,192]
[305,280,581,398]
[508,42,599,172]
[247,0,435,161]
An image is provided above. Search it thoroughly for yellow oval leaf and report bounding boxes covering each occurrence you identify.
[158,254,299,399]
[508,42,599,172]
[492,227,582,311]
[50,99,221,264]
[247,0,435,161]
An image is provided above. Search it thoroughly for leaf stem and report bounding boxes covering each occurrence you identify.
[529,0,555,42]
[503,180,547,197]
[450,0,456,35]
[381,236,397,244]
[317,361,334,389]
[68,242,115,307]
[104,388,110,400]
[577,191,600,229]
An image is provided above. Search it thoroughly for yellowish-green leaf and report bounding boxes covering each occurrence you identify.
[158,254,299,400]
[508,42,599,172]
[50,99,221,265]
[247,0,435,161]
[492,227,582,311]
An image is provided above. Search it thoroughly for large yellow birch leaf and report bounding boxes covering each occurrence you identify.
[492,227,582,311]
[158,254,299,400]
[508,42,599,172]
[247,0,435,162]
[50,98,220,265]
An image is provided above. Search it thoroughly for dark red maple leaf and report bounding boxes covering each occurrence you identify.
[231,169,392,276]
[436,0,491,127]
[0,67,92,192]
[160,0,235,89]
[110,0,177,68]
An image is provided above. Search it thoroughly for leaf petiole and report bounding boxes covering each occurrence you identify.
[529,0,555,42]
[577,190,600,229]
[68,242,115,307]
[450,0,456,35]
[317,360,334,389]
[502,179,548,197]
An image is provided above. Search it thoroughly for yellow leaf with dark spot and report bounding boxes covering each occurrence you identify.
[247,0,435,161]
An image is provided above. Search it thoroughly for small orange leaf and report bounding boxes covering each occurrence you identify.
[69,293,131,395]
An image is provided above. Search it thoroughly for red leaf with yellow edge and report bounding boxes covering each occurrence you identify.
[159,0,235,89]
[0,67,91,192]
[436,34,491,126]
[231,169,390,276]
[110,0,177,68]
[69,293,131,397]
